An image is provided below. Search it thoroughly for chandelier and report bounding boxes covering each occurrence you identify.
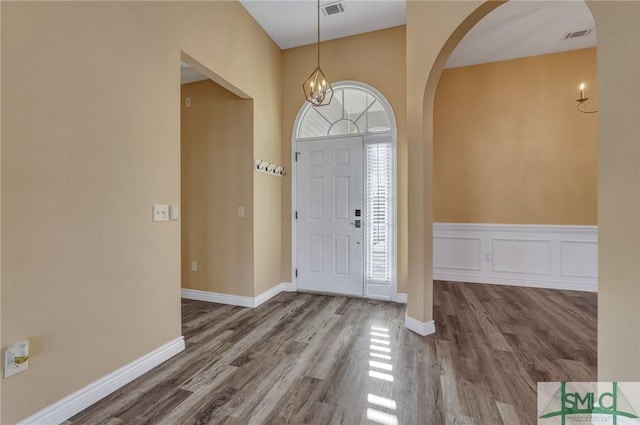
[303,0,334,106]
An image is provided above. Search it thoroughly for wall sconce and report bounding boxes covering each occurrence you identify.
[577,82,598,114]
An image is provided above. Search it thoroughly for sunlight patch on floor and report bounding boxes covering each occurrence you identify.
[366,324,399,425]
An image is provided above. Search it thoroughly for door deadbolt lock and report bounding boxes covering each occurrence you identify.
[350,219,361,228]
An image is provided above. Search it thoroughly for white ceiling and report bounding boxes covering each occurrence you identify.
[239,0,406,50]
[182,0,596,83]
[445,0,596,69]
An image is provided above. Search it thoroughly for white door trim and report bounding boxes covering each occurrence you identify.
[291,81,399,302]
[291,132,399,301]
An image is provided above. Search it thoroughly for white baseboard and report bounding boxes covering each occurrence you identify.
[278,282,296,292]
[393,293,407,303]
[434,223,598,292]
[433,273,597,292]
[181,282,294,308]
[181,288,255,307]
[254,282,294,307]
[404,314,436,336]
[17,337,185,425]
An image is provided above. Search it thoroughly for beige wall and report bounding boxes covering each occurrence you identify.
[589,1,640,381]
[406,0,502,323]
[181,80,255,297]
[281,26,408,292]
[254,173,283,296]
[0,1,3,419]
[2,4,640,424]
[1,1,282,423]
[434,48,598,225]
[251,30,283,297]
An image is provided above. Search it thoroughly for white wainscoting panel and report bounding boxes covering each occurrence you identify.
[561,241,598,278]
[434,223,598,292]
[433,237,481,271]
[492,238,551,275]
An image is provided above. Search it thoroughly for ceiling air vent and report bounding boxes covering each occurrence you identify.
[321,1,345,16]
[563,29,593,40]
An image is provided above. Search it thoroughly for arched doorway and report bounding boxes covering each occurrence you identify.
[432,4,598,287]
[407,1,640,381]
[405,1,598,331]
[292,81,399,300]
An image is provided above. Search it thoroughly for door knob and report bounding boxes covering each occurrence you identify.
[349,219,361,228]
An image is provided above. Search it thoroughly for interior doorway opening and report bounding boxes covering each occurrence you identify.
[179,53,255,309]
[431,1,598,291]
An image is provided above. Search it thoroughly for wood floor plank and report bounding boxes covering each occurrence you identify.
[70,282,596,425]
[120,388,193,425]
[221,355,297,419]
[156,367,238,425]
[460,381,505,425]
[301,401,336,424]
[304,323,355,380]
[459,285,513,352]
[496,401,523,425]
[436,340,466,418]
[100,419,125,425]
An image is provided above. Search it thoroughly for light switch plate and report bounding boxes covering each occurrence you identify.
[169,205,179,221]
[238,207,245,218]
[153,204,169,222]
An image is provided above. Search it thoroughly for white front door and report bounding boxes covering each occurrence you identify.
[295,136,364,296]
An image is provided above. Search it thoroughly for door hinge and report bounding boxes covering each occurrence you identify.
[295,269,298,277]
[295,211,298,219]
[295,152,301,162]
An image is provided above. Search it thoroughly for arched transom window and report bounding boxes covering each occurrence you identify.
[297,85,393,139]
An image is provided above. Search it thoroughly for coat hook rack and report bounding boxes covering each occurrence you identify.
[255,159,286,177]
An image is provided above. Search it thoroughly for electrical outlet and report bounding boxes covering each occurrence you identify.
[5,340,29,378]
[238,207,245,218]
[152,204,169,222]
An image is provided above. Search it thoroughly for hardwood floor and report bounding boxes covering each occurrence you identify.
[68,281,596,425]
